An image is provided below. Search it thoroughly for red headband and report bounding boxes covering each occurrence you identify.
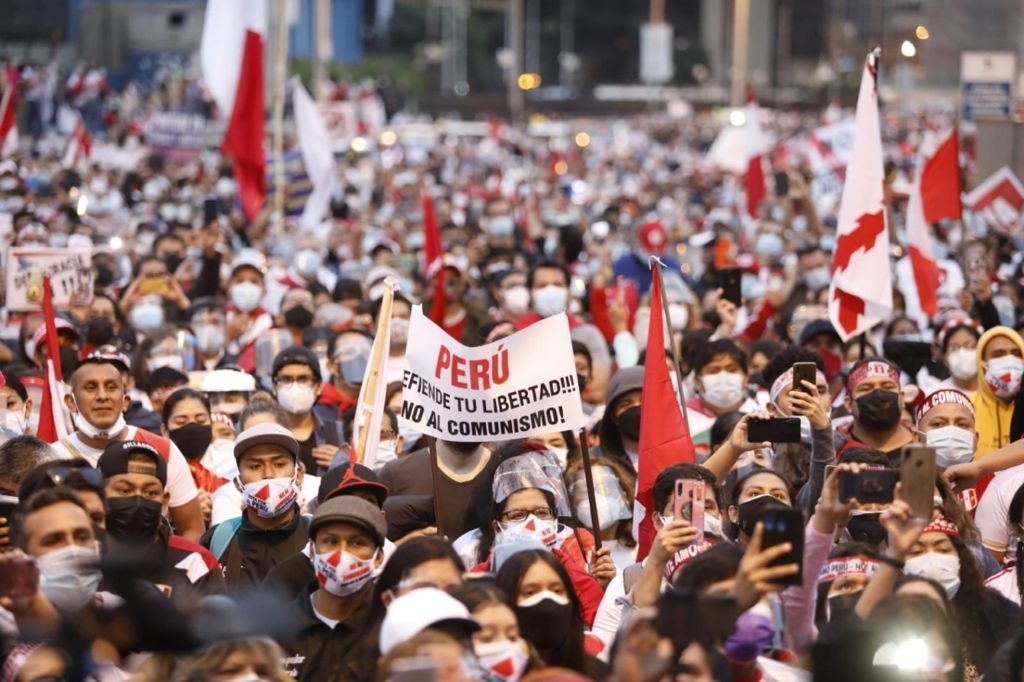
[846,360,900,394]
[936,317,982,350]
[921,516,960,538]
[211,412,234,427]
[817,556,880,585]
[663,538,716,580]
[915,389,975,424]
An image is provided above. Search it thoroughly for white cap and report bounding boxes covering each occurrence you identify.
[201,369,257,393]
[230,248,266,276]
[378,588,480,655]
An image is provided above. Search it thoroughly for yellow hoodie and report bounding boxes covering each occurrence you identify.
[971,326,1024,460]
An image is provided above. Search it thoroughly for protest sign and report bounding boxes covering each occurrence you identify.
[5,247,93,311]
[144,111,206,160]
[400,306,585,442]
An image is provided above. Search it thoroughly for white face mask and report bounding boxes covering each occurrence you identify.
[38,544,102,611]
[985,354,1024,399]
[803,265,830,291]
[276,383,317,415]
[904,551,961,598]
[704,513,724,538]
[533,285,568,318]
[375,439,399,465]
[239,475,299,518]
[230,281,263,313]
[503,285,531,317]
[147,354,184,373]
[312,547,379,597]
[5,408,27,435]
[498,514,558,548]
[390,318,410,347]
[130,301,165,332]
[700,372,746,409]
[474,639,530,681]
[194,324,226,354]
[72,400,126,441]
[946,347,977,381]
[925,425,976,468]
[517,590,570,607]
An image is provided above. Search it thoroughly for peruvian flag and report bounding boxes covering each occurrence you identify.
[0,66,18,158]
[422,190,447,328]
[964,166,1024,236]
[635,260,696,560]
[745,90,767,219]
[828,49,893,341]
[200,0,267,219]
[61,114,91,169]
[36,277,70,443]
[906,130,961,317]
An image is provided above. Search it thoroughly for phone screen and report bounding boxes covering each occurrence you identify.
[675,480,706,544]
[761,508,804,586]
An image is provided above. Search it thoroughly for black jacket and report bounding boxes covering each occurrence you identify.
[201,509,310,590]
[278,582,375,681]
[262,552,316,603]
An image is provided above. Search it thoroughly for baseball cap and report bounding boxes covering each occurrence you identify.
[317,462,390,506]
[309,495,387,547]
[97,440,168,486]
[230,248,266,277]
[637,220,669,255]
[798,319,841,348]
[233,422,301,461]
[30,318,80,352]
[271,346,322,383]
[88,345,132,374]
[379,588,480,656]
[201,368,257,393]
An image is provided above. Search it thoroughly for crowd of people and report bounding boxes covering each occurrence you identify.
[4,57,1024,681]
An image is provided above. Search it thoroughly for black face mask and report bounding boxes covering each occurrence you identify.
[164,254,184,274]
[284,305,314,329]
[825,592,862,625]
[616,406,641,441]
[95,264,116,287]
[576,374,589,392]
[168,422,213,461]
[448,440,481,455]
[854,390,902,430]
[59,346,79,374]
[106,495,164,544]
[846,512,887,546]
[736,495,790,538]
[516,598,573,651]
[84,316,115,346]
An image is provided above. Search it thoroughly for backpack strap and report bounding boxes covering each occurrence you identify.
[210,517,244,562]
[622,562,644,595]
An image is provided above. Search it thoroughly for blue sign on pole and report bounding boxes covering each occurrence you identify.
[962,81,1012,121]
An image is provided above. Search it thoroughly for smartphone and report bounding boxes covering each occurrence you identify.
[718,267,742,307]
[901,445,937,519]
[792,362,817,394]
[657,589,739,648]
[761,508,804,586]
[674,480,706,544]
[0,494,16,524]
[138,277,167,296]
[747,417,802,444]
[838,469,898,504]
[0,554,39,598]
[203,197,220,225]
[774,171,790,197]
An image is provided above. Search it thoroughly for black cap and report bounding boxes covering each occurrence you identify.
[798,319,841,348]
[317,462,389,506]
[271,346,322,383]
[97,440,168,486]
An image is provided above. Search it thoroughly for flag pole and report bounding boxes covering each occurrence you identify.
[272,0,290,231]
[650,256,687,406]
[427,436,446,539]
[354,277,396,464]
[577,430,603,551]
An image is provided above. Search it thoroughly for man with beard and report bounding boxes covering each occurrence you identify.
[378,438,496,540]
[835,358,916,464]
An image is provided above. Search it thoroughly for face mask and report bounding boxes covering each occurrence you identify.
[700,372,745,409]
[825,592,862,625]
[904,551,961,598]
[131,302,165,332]
[756,233,784,261]
[819,348,842,380]
[946,347,977,380]
[84,316,115,346]
[985,354,1024,400]
[925,425,975,468]
[169,422,213,461]
[312,547,379,597]
[391,318,410,346]
[724,607,775,663]
[488,215,516,236]
[704,513,724,538]
[37,544,102,611]
[294,249,322,278]
[574,479,631,531]
[854,390,902,430]
[498,514,558,548]
[240,475,298,518]
[737,494,789,537]
[474,639,529,681]
[667,303,688,331]
[106,495,164,543]
[284,305,315,329]
[376,439,399,465]
[318,359,332,384]
[533,285,568,318]
[230,282,263,312]
[516,591,572,650]
[194,324,226,354]
[5,408,27,435]
[616,405,641,441]
[503,286,531,317]
[792,215,809,233]
[803,265,830,291]
[164,254,184,274]
[846,510,887,546]
[276,383,317,415]
[73,410,126,441]
[59,347,80,375]
[147,354,184,373]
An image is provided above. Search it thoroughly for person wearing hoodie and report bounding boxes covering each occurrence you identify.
[596,366,644,474]
[971,326,1024,460]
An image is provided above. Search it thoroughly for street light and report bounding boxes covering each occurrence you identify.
[915,25,929,40]
[900,40,916,58]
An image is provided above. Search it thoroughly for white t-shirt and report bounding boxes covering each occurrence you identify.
[974,464,1024,553]
[984,563,1021,605]
[49,427,199,508]
[209,473,322,526]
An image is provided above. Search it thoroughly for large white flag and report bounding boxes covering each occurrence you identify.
[828,49,892,341]
[353,279,395,469]
[291,78,337,228]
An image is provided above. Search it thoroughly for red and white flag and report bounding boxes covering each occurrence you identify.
[964,166,1024,236]
[635,260,696,561]
[422,191,448,328]
[828,50,892,341]
[36,277,70,443]
[745,91,767,219]
[200,0,267,220]
[906,130,961,317]
[0,67,18,158]
[61,114,91,169]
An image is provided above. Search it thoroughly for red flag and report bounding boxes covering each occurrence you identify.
[422,191,447,327]
[745,90,767,219]
[921,131,961,223]
[37,277,69,442]
[61,113,91,169]
[635,262,696,560]
[0,67,18,158]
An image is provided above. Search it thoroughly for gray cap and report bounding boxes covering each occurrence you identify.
[233,422,301,461]
[605,366,644,409]
[310,495,388,547]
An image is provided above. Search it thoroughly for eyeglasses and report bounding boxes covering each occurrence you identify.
[501,508,555,523]
[274,375,316,388]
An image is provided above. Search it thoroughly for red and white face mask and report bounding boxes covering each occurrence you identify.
[239,476,299,518]
[313,547,379,597]
[498,515,558,548]
[474,639,529,681]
